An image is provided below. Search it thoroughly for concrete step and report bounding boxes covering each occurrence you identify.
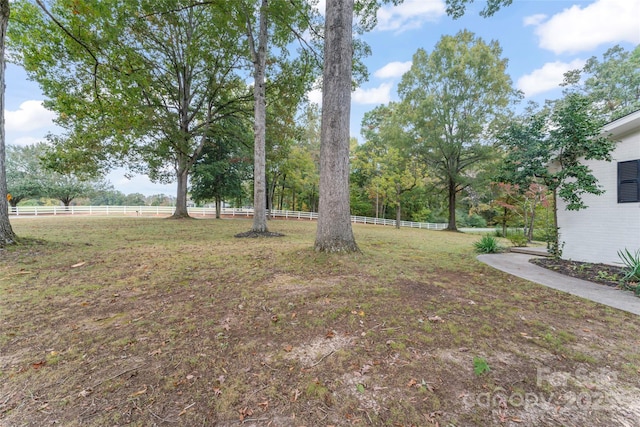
[509,247,552,257]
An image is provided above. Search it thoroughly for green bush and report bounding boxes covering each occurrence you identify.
[456,210,487,228]
[618,248,640,284]
[473,235,501,254]
[507,233,528,247]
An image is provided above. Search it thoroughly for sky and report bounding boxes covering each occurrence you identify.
[5,0,640,196]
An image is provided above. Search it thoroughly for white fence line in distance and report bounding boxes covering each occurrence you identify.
[9,205,447,231]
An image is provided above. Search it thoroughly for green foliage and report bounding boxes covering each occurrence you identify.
[456,210,487,228]
[618,248,640,284]
[6,144,44,205]
[190,117,252,209]
[562,45,640,122]
[445,0,512,19]
[398,30,518,230]
[358,103,426,226]
[507,233,528,247]
[496,95,617,252]
[10,0,320,217]
[473,235,501,254]
[497,95,615,211]
[6,142,98,206]
[473,356,490,376]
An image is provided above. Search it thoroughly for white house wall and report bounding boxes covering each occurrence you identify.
[557,127,640,265]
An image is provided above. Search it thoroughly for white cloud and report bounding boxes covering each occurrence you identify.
[374,61,412,79]
[523,14,546,27]
[308,82,392,106]
[5,100,56,133]
[517,59,586,97]
[531,0,640,54]
[376,0,446,33]
[352,83,393,105]
[307,88,323,105]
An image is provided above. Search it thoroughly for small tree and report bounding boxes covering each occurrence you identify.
[497,94,617,253]
[191,122,252,218]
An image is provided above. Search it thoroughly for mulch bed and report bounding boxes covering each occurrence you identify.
[530,257,628,288]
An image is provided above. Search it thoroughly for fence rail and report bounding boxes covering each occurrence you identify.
[9,205,447,231]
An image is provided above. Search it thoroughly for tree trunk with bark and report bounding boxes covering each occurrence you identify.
[395,186,401,229]
[249,0,269,232]
[447,177,458,231]
[314,0,359,253]
[0,0,16,247]
[172,166,190,218]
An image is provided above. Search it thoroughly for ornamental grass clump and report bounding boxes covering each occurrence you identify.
[473,235,501,254]
[618,248,640,295]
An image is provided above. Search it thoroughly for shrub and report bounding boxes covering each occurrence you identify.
[618,248,640,284]
[473,235,501,254]
[507,233,528,247]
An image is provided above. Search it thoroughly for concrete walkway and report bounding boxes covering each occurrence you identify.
[477,252,640,316]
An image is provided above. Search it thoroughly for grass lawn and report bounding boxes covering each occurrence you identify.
[1,216,639,426]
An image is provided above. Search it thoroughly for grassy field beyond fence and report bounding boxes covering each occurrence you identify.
[1,217,639,426]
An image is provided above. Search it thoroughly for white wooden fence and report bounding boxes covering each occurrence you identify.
[9,205,447,231]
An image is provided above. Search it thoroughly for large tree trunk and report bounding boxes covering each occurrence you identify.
[502,206,507,237]
[172,167,190,218]
[527,200,537,241]
[314,0,359,253]
[0,0,16,247]
[249,0,269,232]
[215,196,221,219]
[447,178,458,231]
[395,187,401,229]
[551,186,560,257]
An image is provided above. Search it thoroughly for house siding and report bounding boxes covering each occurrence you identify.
[557,117,640,265]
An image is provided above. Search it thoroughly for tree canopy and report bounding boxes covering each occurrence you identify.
[398,30,518,231]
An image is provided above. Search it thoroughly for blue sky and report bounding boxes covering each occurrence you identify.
[5,0,640,196]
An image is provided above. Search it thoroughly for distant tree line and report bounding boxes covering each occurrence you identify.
[6,142,176,208]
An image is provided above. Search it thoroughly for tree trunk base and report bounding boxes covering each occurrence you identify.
[0,224,16,247]
[235,230,284,238]
[0,235,16,247]
[314,240,361,253]
[168,213,193,220]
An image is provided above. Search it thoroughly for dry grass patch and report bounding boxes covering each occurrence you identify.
[1,216,639,426]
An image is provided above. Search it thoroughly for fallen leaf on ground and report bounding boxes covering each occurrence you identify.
[32,360,46,370]
[71,262,86,268]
